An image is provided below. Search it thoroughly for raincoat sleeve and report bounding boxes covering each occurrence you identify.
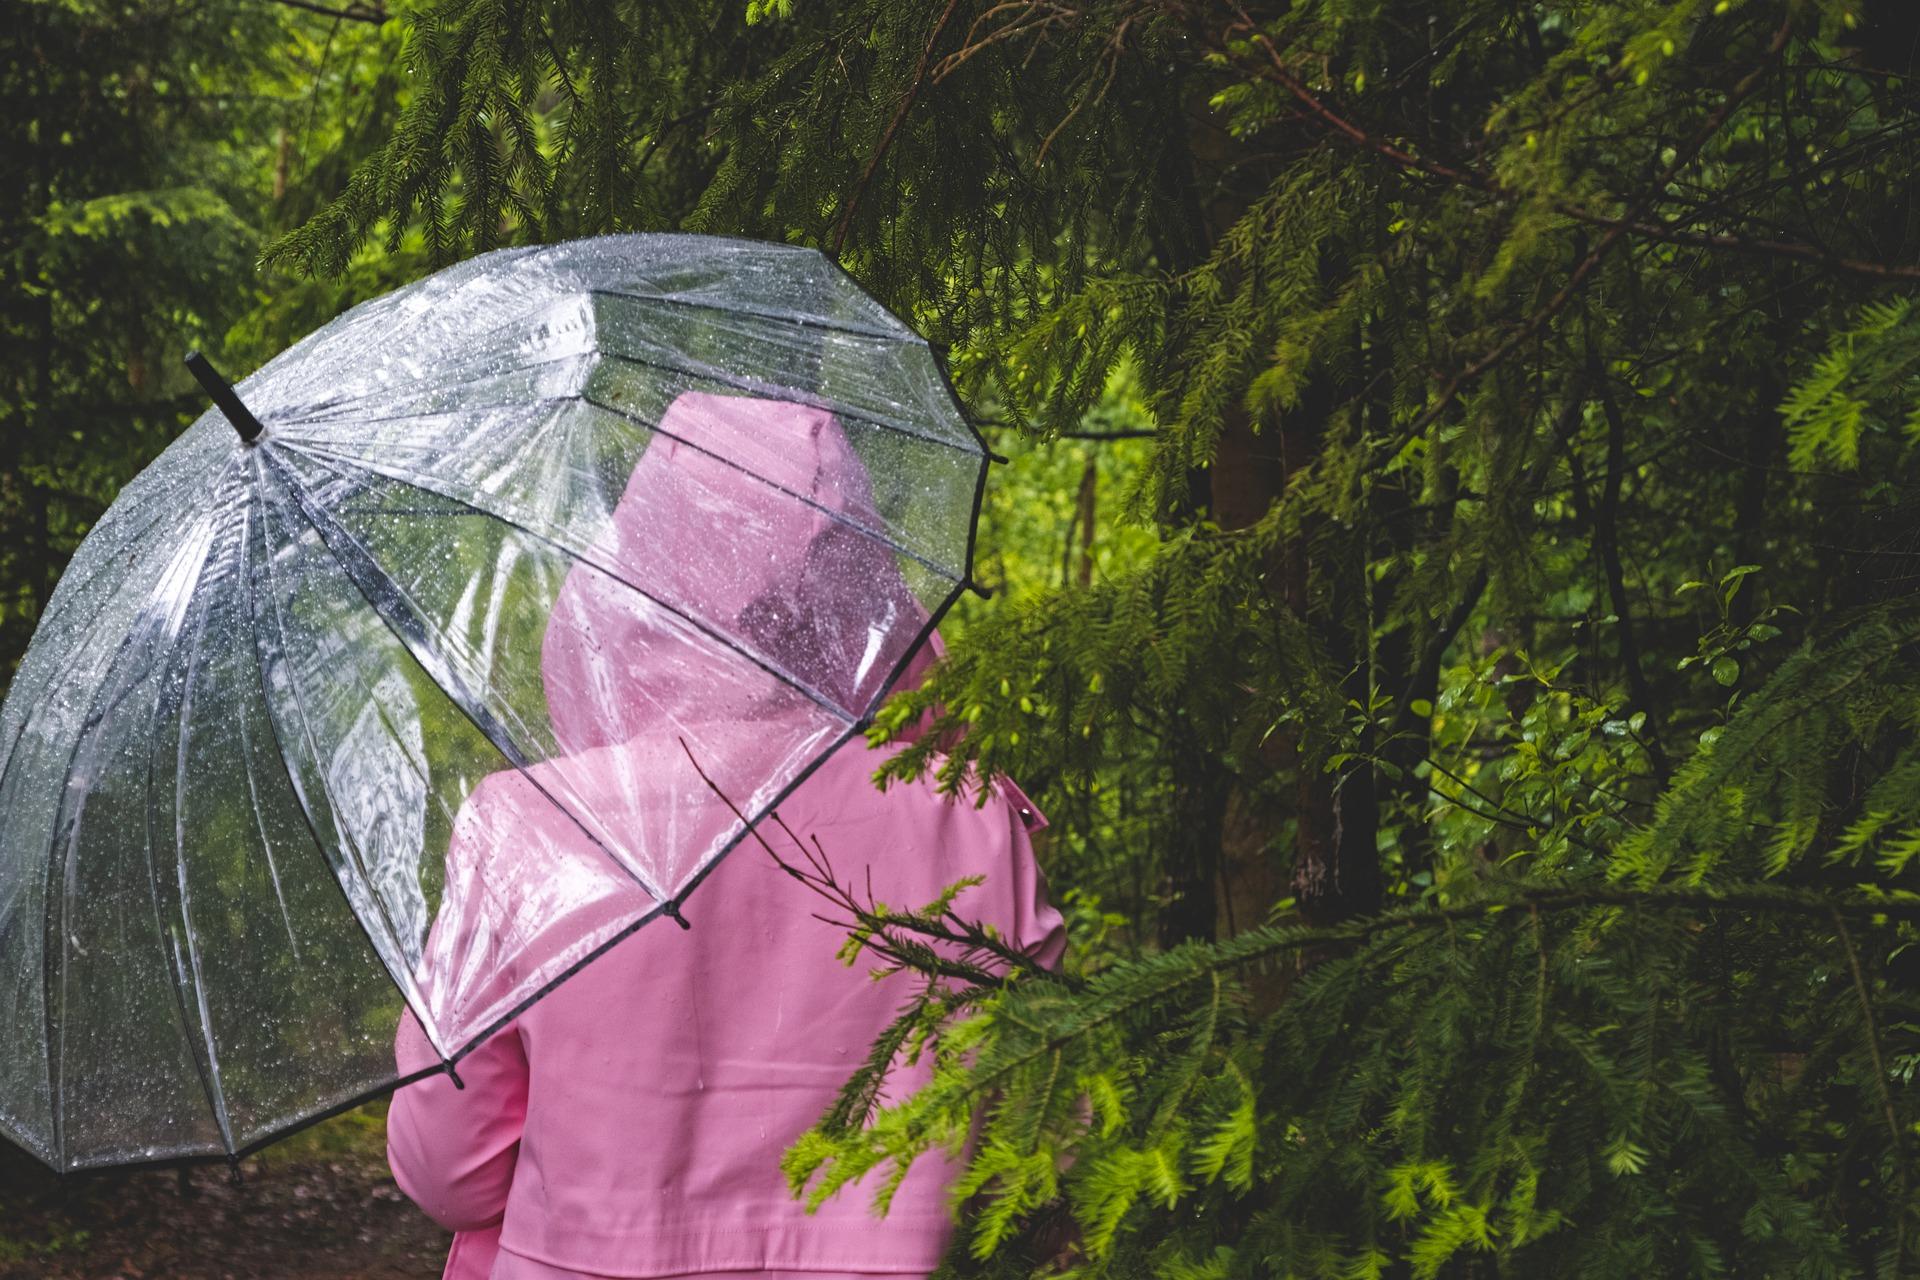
[388,1011,529,1233]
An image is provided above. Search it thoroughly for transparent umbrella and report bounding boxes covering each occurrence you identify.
[0,235,987,1172]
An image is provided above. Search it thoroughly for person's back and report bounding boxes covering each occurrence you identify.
[385,390,1061,1278]
[389,740,1059,1279]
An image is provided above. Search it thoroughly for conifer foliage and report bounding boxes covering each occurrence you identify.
[277,0,1920,1273]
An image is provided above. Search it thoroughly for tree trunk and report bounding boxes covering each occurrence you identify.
[1168,90,1386,939]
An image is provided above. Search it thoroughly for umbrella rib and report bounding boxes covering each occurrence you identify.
[235,457,480,872]
[239,476,452,1063]
[36,514,222,1169]
[234,640,307,962]
[265,351,592,426]
[264,265,621,422]
[17,497,188,657]
[588,286,913,343]
[0,497,193,799]
[583,307,977,457]
[273,318,979,461]
[141,516,238,1157]
[278,633,474,941]
[580,390,961,580]
[40,630,146,1169]
[254,447,683,909]
[287,390,961,584]
[278,444,862,727]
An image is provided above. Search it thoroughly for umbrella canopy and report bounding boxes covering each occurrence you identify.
[0,235,985,1172]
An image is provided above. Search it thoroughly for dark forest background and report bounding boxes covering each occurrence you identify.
[10,0,1920,1274]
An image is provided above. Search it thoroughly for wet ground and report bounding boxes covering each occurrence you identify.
[0,1106,449,1279]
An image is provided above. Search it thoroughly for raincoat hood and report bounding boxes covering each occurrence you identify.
[540,391,937,757]
[415,391,951,1048]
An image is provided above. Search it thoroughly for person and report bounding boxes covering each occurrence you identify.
[386,390,1063,1280]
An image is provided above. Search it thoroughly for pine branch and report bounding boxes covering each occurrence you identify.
[1226,11,1920,284]
[1376,9,1797,443]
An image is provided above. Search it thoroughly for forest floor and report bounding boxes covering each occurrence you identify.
[0,1105,449,1279]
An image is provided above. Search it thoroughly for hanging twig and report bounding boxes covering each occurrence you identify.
[831,0,964,256]
[1034,13,1129,166]
[634,100,720,179]
[1422,757,1541,830]
[1325,9,1799,452]
[1223,13,1920,283]
[1833,907,1909,1266]
[934,1,1077,83]
[677,738,1056,984]
[1588,351,1671,781]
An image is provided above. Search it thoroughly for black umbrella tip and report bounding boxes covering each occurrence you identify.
[184,350,266,444]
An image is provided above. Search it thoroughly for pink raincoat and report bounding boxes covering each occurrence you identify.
[388,393,1063,1280]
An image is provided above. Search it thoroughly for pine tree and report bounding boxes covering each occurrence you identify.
[273,0,1920,1272]
[0,0,381,668]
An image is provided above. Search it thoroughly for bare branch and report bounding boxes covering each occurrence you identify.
[677,738,1053,985]
[1226,15,1920,283]
[832,0,965,257]
[1833,905,1909,1262]
[266,0,386,25]
[1297,9,1800,445]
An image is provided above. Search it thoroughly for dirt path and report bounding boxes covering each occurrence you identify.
[0,1108,450,1279]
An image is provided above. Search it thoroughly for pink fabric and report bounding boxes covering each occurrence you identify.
[389,393,1061,1279]
[540,391,937,755]
[411,393,951,1052]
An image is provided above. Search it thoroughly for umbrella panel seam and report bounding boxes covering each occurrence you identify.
[273,312,977,461]
[142,512,239,1157]
[254,447,682,908]
[276,441,869,728]
[588,285,914,343]
[240,476,453,1066]
[37,513,222,1169]
[281,390,960,583]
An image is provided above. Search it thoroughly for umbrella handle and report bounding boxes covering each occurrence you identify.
[184,351,266,443]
